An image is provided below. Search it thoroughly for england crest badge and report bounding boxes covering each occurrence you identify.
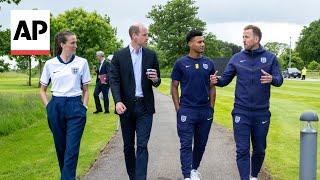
[203,63,208,70]
[260,57,267,63]
[234,116,241,123]
[71,67,79,74]
[181,115,187,122]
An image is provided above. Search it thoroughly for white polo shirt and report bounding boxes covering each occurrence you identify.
[40,55,91,97]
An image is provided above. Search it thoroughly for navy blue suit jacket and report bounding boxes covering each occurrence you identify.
[110,46,161,114]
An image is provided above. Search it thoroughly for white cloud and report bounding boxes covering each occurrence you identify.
[207,22,304,47]
[0,0,318,47]
[196,0,320,24]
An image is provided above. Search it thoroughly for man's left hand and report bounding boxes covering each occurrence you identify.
[260,69,273,84]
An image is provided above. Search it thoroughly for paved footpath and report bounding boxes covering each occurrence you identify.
[82,91,271,180]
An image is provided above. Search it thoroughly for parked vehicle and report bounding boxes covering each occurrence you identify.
[282,68,301,78]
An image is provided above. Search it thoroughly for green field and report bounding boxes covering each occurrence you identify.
[158,78,320,180]
[0,72,118,179]
[1,72,319,179]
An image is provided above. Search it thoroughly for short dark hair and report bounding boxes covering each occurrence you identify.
[186,30,203,43]
[244,25,262,41]
[129,25,140,39]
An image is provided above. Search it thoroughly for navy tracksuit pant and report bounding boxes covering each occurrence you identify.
[46,96,87,180]
[177,106,213,179]
[232,108,270,180]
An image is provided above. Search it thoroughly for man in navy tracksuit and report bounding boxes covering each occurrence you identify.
[210,25,283,180]
[171,30,216,180]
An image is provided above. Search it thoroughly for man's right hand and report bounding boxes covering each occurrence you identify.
[210,71,219,85]
[116,102,127,114]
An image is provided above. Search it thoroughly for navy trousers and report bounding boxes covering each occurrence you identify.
[232,108,270,180]
[177,106,213,179]
[46,96,87,180]
[94,84,110,112]
[119,99,153,180]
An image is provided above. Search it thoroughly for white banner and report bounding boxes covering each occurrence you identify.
[11,10,50,55]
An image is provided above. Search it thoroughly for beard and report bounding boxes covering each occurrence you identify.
[244,44,254,51]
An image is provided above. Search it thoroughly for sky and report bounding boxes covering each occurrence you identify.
[1,0,319,48]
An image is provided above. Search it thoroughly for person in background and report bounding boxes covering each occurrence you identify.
[301,66,307,80]
[93,51,110,114]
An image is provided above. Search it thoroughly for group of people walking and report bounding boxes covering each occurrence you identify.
[39,23,283,180]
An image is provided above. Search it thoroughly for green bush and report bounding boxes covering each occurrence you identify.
[307,60,320,71]
[160,67,172,78]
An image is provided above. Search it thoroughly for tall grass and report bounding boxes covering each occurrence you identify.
[0,72,44,136]
[0,72,118,179]
[0,93,45,136]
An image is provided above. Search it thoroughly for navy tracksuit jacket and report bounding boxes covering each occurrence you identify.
[171,55,215,179]
[216,46,283,179]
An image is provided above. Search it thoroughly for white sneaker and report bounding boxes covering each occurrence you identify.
[251,177,258,180]
[191,169,201,180]
[184,178,191,180]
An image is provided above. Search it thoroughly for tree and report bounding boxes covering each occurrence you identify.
[0,25,10,73]
[0,59,9,72]
[203,33,222,58]
[15,56,29,70]
[51,8,122,67]
[225,42,242,55]
[0,28,10,56]
[296,19,320,65]
[216,40,242,57]
[35,55,48,87]
[0,0,22,18]
[0,28,33,83]
[279,49,304,70]
[0,0,21,4]
[264,42,288,57]
[0,0,22,10]
[307,60,320,71]
[147,0,206,67]
[204,33,241,58]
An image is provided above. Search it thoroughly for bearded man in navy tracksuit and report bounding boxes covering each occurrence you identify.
[210,25,283,180]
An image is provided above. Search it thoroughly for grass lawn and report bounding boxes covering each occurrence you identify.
[0,72,118,179]
[157,78,320,180]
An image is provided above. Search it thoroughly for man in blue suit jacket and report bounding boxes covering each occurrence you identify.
[110,23,161,180]
[93,51,110,114]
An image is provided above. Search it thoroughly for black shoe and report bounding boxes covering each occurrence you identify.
[104,110,110,114]
[93,110,102,114]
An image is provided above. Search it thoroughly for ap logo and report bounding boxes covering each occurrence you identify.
[11,10,50,55]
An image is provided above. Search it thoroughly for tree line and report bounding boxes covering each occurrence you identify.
[1,0,320,82]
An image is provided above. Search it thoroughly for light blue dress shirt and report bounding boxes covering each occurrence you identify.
[129,44,143,97]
